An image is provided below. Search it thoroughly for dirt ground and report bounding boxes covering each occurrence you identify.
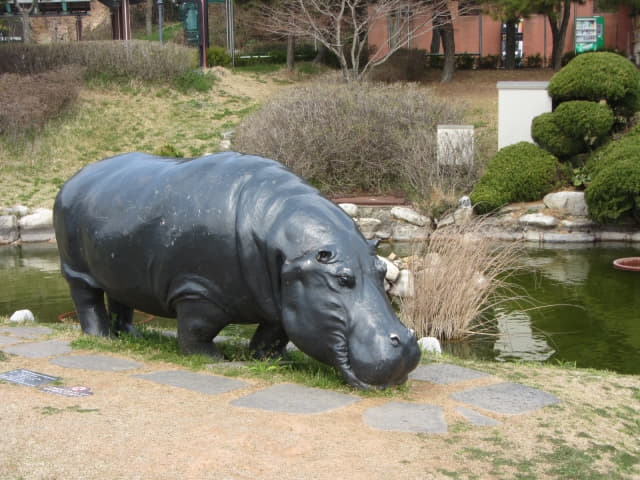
[1,338,639,480]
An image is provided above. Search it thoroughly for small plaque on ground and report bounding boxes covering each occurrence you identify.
[231,384,359,414]
[39,385,94,397]
[409,363,490,384]
[0,368,59,387]
[450,382,560,414]
[363,401,448,434]
[133,370,248,395]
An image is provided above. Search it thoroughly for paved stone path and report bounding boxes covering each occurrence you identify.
[0,325,560,434]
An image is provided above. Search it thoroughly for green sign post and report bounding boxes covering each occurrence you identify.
[575,16,604,54]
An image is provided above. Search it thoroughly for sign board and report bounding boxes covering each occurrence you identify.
[179,0,201,46]
[0,369,59,387]
[575,16,604,54]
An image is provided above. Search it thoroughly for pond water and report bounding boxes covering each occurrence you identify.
[1,242,639,374]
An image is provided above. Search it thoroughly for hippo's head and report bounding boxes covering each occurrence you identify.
[280,240,421,390]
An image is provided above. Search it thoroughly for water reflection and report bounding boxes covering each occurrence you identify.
[492,308,555,362]
[0,244,73,322]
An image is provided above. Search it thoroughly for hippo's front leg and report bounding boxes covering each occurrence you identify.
[175,299,227,359]
[249,323,289,359]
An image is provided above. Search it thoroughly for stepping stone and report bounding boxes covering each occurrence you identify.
[1,340,71,358]
[0,335,21,346]
[455,406,501,426]
[133,370,247,395]
[450,382,560,415]
[231,384,359,414]
[51,354,143,372]
[409,363,490,384]
[0,326,53,339]
[363,401,447,434]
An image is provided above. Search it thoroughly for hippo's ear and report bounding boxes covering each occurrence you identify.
[368,238,380,253]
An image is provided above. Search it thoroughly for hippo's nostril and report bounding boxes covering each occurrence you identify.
[390,333,400,347]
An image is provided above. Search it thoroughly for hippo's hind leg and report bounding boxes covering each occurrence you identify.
[175,298,226,359]
[249,323,289,360]
[66,278,110,336]
[107,297,140,337]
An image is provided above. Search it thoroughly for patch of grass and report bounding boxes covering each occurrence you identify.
[71,328,216,371]
[37,405,100,415]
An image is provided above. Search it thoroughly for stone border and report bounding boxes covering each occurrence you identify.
[3,192,640,246]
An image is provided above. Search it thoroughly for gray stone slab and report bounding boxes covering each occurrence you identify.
[50,354,143,372]
[455,406,501,426]
[0,326,53,339]
[450,382,560,415]
[363,401,447,434]
[1,340,71,358]
[231,384,359,414]
[0,335,21,346]
[133,370,247,395]
[409,363,490,384]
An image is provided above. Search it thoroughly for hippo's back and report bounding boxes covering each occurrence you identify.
[53,152,302,317]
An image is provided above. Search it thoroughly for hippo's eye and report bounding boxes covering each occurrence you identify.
[316,250,335,264]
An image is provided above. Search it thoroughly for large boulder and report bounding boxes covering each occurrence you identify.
[0,215,19,244]
[18,208,54,242]
[543,191,589,217]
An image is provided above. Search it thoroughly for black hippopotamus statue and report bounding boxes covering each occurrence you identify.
[53,152,421,389]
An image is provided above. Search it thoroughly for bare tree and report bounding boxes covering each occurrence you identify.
[13,0,39,44]
[257,0,462,82]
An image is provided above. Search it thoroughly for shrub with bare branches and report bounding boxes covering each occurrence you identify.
[399,218,526,341]
[0,66,83,138]
[0,41,196,81]
[233,79,467,198]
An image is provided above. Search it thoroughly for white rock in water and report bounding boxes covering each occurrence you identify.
[10,309,35,323]
[338,203,358,217]
[390,206,430,227]
[418,337,442,354]
[377,255,400,283]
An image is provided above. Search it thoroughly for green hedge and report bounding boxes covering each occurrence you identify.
[586,133,640,177]
[585,156,640,223]
[470,142,563,214]
[532,101,613,159]
[548,52,640,118]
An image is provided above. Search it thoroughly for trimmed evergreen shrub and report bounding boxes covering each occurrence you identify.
[585,156,640,224]
[531,112,582,159]
[470,142,563,213]
[586,133,640,178]
[548,52,640,118]
[532,101,613,159]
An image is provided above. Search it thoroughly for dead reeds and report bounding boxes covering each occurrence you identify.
[399,217,527,341]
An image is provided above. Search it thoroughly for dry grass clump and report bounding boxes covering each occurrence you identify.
[0,66,83,138]
[0,41,196,81]
[233,79,468,198]
[400,218,525,341]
